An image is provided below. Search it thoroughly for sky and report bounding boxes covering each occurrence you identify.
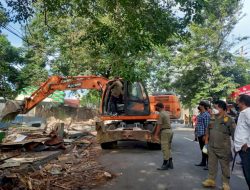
[229,0,250,57]
[1,0,250,58]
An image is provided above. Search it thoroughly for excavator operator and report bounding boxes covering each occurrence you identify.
[108,76,124,115]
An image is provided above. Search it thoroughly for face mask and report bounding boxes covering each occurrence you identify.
[212,108,219,115]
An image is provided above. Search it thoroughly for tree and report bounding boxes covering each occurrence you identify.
[146,45,176,93]
[0,35,22,98]
[0,0,246,102]
[221,57,250,87]
[80,90,101,108]
[148,0,245,107]
[0,6,8,32]
[11,0,186,81]
[1,6,48,97]
[172,24,238,106]
[1,0,233,81]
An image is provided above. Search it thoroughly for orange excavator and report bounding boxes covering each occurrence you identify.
[1,75,181,149]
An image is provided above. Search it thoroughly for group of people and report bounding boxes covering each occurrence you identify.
[195,100,235,190]
[196,96,250,190]
[154,95,250,190]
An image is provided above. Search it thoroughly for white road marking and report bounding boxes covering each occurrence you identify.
[184,137,198,143]
[184,137,193,141]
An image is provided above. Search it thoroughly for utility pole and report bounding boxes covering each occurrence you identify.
[240,46,244,57]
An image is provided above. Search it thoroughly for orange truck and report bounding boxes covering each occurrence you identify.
[1,76,181,149]
[149,94,181,119]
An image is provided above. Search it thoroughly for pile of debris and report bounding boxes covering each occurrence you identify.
[0,122,67,153]
[0,118,114,190]
[0,138,113,190]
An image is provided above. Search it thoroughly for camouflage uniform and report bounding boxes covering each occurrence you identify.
[158,111,173,160]
[207,115,235,184]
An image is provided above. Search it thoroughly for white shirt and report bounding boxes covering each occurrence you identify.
[234,107,250,152]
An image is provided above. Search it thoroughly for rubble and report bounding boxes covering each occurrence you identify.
[0,138,113,190]
[0,118,115,190]
[104,171,112,178]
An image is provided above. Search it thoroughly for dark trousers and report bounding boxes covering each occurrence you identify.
[108,96,119,114]
[239,148,250,189]
[198,135,208,165]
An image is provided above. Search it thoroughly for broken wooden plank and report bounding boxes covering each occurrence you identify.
[5,157,36,163]
[0,162,21,168]
[0,137,50,146]
[0,153,21,163]
[63,139,75,144]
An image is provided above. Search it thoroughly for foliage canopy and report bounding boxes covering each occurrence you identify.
[0,0,249,107]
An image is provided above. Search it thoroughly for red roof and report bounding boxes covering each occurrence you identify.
[64,99,80,107]
[230,84,250,98]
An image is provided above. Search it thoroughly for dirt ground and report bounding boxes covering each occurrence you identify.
[0,136,114,190]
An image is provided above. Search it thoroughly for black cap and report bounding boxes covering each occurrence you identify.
[155,102,164,108]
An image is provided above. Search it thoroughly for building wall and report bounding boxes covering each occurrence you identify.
[0,103,5,114]
[35,104,98,121]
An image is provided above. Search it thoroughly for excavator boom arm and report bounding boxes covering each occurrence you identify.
[24,75,108,113]
[1,75,108,121]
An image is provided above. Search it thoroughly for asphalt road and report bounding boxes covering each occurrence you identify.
[96,124,248,190]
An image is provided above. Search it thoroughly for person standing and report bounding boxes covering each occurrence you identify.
[154,102,173,170]
[234,94,250,189]
[202,100,235,190]
[193,108,200,141]
[108,76,123,115]
[185,114,189,126]
[195,101,210,168]
[192,114,197,129]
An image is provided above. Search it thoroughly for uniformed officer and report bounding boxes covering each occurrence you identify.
[154,102,173,170]
[202,100,235,190]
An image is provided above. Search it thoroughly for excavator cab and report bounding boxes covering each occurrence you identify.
[98,80,159,149]
[102,80,150,116]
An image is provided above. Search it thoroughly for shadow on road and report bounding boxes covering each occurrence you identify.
[97,127,248,190]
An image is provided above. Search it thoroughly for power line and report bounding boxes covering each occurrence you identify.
[1,24,28,43]
[7,24,23,37]
[1,23,53,56]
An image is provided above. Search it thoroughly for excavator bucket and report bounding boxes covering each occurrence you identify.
[1,100,23,121]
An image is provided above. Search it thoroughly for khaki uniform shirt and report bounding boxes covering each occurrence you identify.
[111,80,123,98]
[157,111,171,130]
[208,115,235,150]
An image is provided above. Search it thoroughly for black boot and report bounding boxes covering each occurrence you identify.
[168,158,173,169]
[195,162,206,166]
[157,160,169,170]
[203,165,208,170]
